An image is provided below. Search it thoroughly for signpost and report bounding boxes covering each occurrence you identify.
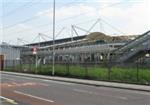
[52,0,56,76]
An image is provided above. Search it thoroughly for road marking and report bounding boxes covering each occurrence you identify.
[42,79,75,86]
[2,74,31,80]
[14,91,54,103]
[123,90,150,96]
[3,74,74,86]
[2,75,49,87]
[38,83,49,86]
[3,73,150,96]
[0,96,18,105]
[2,77,16,81]
[96,87,150,96]
[73,89,92,94]
[73,89,128,100]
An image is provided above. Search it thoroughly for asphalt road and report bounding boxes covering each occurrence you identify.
[1,73,150,105]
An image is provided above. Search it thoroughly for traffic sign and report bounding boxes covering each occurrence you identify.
[32,47,37,55]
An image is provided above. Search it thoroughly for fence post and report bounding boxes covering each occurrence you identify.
[108,66,111,81]
[107,60,112,81]
[29,62,32,73]
[85,62,88,78]
[136,62,139,82]
[20,60,22,72]
[66,60,70,76]
[13,60,15,71]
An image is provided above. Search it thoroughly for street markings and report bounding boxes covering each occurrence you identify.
[1,81,49,89]
[2,77,16,81]
[0,96,18,105]
[73,88,128,100]
[14,90,54,103]
[42,79,75,86]
[3,74,75,86]
[1,82,37,87]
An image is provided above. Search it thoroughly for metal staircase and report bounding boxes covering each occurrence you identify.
[114,30,150,62]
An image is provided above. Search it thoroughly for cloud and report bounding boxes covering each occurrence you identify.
[38,1,149,35]
[37,4,96,20]
[5,0,148,45]
[81,0,123,3]
[3,23,33,33]
[2,23,37,44]
[99,1,150,34]
[123,2,150,34]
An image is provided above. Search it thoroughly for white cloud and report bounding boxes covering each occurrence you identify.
[4,0,149,45]
[4,23,34,34]
[3,23,37,44]
[123,2,150,34]
[83,0,123,3]
[99,1,150,34]
[17,24,30,29]
[38,1,149,35]
[38,4,96,20]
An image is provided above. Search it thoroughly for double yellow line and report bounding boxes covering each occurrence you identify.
[0,96,18,105]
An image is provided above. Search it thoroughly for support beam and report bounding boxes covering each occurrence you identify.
[86,19,100,34]
[71,25,79,36]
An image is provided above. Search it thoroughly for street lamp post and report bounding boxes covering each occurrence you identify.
[52,0,55,76]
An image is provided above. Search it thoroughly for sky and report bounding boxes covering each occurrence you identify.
[0,0,150,45]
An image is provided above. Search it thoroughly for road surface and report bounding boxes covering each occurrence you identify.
[1,73,150,105]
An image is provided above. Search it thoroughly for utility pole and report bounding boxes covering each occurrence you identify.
[52,0,56,76]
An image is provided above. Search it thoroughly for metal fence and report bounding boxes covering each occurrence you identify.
[3,59,150,85]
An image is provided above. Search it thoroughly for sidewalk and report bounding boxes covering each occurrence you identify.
[1,71,150,92]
